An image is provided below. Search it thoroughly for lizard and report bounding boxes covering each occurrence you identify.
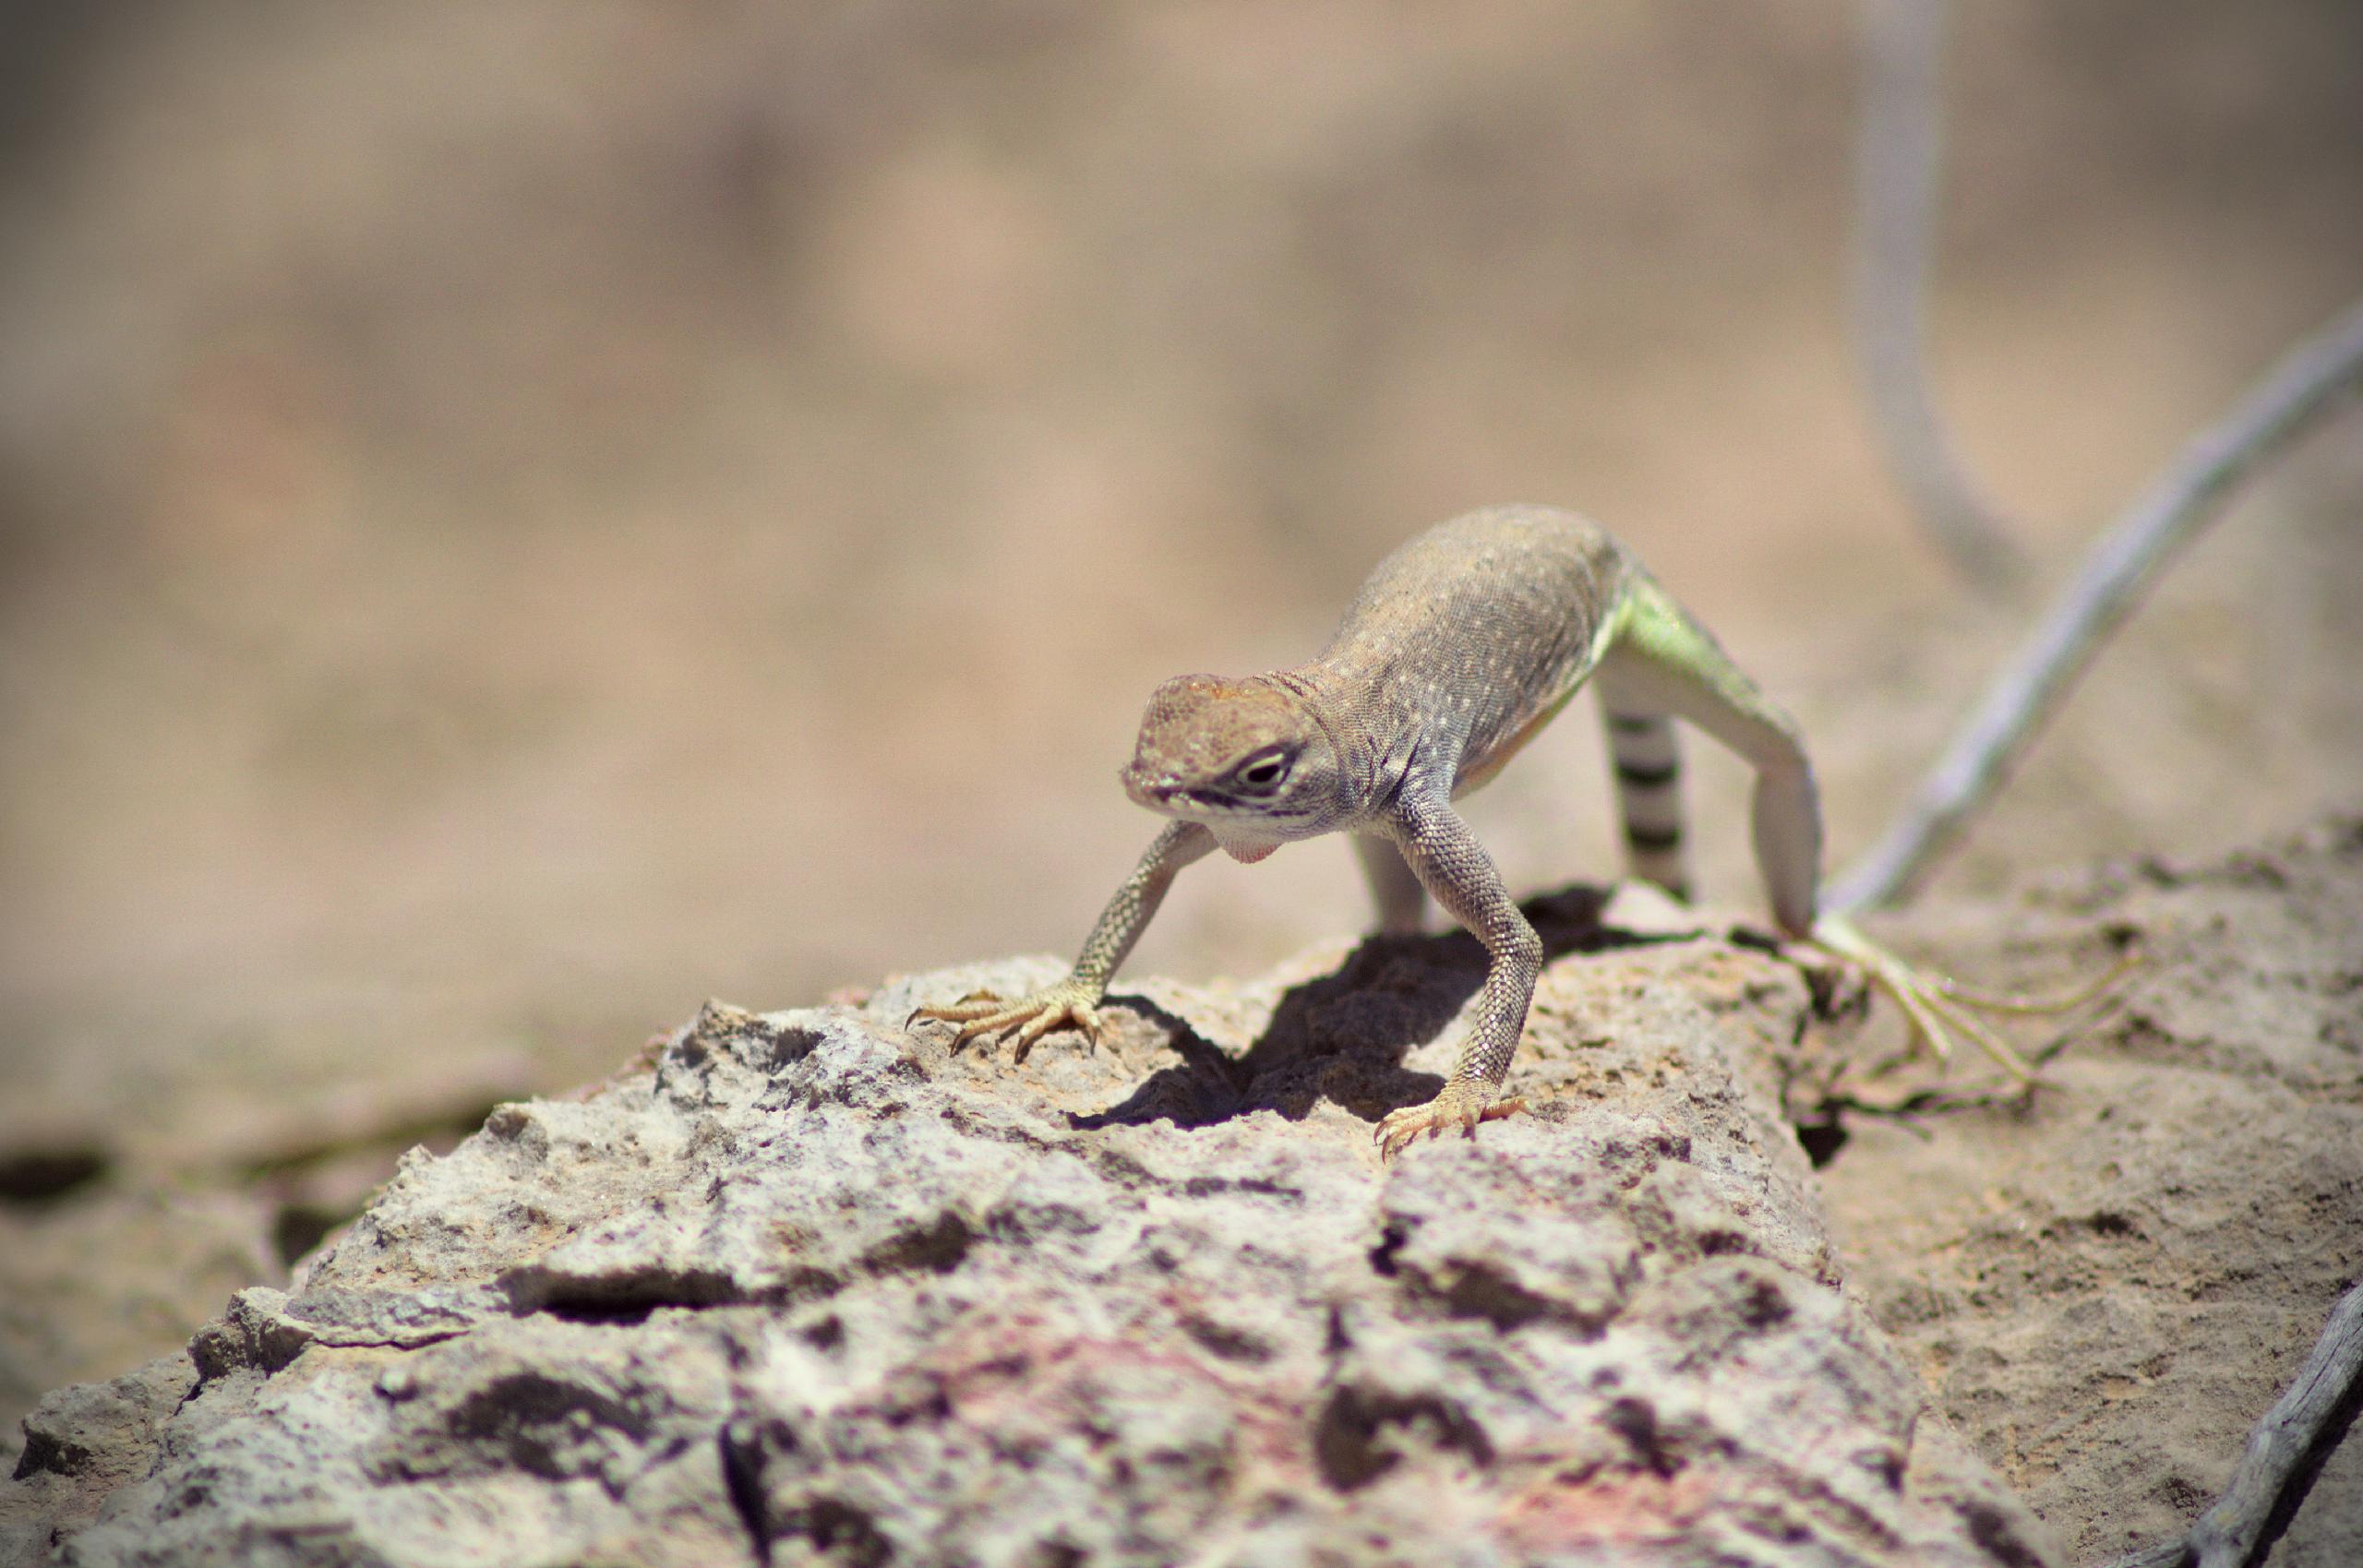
[910,503,2047,1157]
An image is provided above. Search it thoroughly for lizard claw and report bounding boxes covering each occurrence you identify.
[906,981,1106,1063]
[1373,1086,1525,1161]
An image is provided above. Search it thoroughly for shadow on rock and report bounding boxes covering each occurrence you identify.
[1074,882,1706,1134]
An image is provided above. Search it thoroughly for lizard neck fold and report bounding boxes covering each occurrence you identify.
[1252,664,1388,826]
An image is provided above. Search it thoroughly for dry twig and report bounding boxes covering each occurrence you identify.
[1830,293,2363,915]
[2101,1281,2363,1568]
[1853,0,2024,587]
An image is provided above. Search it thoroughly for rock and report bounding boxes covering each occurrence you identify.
[4,889,2051,1566]
[2,1356,194,1563]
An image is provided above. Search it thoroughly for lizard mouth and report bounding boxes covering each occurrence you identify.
[1121,766,1243,820]
[1122,766,1198,813]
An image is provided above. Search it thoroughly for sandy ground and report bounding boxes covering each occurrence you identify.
[2,3,2358,1557]
[1816,821,2363,1564]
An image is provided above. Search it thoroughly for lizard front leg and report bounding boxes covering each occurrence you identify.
[907,820,1214,1062]
[1372,792,1541,1158]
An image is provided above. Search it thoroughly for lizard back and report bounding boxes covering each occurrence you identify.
[1305,505,1633,797]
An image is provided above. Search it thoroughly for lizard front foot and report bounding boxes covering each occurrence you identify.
[906,979,1105,1063]
[1373,1083,1526,1161]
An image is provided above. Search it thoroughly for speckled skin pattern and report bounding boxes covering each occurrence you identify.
[913,505,1822,1155]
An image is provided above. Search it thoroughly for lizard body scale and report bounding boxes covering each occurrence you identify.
[912,504,2025,1156]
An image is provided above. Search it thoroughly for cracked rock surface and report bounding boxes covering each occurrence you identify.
[6,889,2050,1566]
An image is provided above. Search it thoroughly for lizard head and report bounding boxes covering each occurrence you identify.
[1120,674,1343,856]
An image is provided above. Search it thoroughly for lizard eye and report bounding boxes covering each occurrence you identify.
[1236,754,1289,790]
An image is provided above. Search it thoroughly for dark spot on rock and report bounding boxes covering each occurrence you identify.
[785,1496,892,1568]
[771,1027,824,1067]
[864,1211,974,1276]
[1313,1384,1493,1492]
[501,1263,745,1320]
[678,1003,822,1076]
[0,1144,109,1204]
[1441,1263,1554,1333]
[483,1104,534,1140]
[1598,1131,1690,1187]
[1603,1396,1680,1478]
[1854,1442,1906,1491]
[1181,1175,1303,1204]
[1086,1147,1158,1187]
[1737,1275,1793,1330]
[436,1371,655,1483]
[966,1352,1034,1389]
[543,1299,657,1327]
[778,1265,849,1304]
[718,1418,775,1552]
[2086,1210,2137,1238]
[1368,1222,1408,1278]
[801,1313,846,1350]
[882,1379,954,1430]
[1183,1315,1275,1364]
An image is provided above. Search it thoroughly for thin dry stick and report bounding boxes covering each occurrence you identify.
[2102,1281,2363,1568]
[1853,0,2023,588]
[1829,293,2363,915]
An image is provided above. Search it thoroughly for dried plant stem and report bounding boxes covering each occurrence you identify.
[2101,1282,2363,1568]
[1829,294,2363,915]
[1853,0,2023,588]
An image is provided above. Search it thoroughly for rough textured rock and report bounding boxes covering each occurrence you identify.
[2,885,2050,1567]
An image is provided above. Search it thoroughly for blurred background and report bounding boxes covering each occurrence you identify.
[2,1,2358,1433]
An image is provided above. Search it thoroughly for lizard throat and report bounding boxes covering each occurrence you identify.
[1215,830,1282,864]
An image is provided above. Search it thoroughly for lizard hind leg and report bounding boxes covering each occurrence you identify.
[1597,702,1691,900]
[1354,833,1430,934]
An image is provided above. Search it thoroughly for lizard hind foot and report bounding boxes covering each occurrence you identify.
[1809,915,2124,1083]
[1923,954,2138,1017]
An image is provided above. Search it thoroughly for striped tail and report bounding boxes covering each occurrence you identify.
[1603,708,1690,899]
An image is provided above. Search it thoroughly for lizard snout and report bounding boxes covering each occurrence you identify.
[1120,762,1182,808]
